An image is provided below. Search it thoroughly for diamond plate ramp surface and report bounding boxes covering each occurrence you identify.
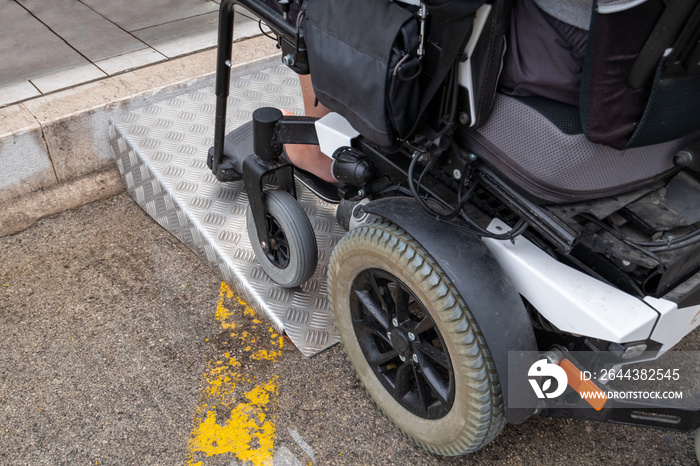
[109,61,344,357]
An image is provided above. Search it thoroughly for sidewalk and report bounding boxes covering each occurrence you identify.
[0,0,278,237]
[1,0,262,107]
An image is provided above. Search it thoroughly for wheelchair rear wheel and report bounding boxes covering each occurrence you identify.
[247,189,318,288]
[328,220,504,455]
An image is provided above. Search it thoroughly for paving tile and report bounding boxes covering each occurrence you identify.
[79,0,219,32]
[19,0,148,63]
[236,12,271,39]
[95,48,167,76]
[22,37,276,124]
[0,81,41,108]
[0,1,89,88]
[0,102,40,138]
[30,64,106,94]
[132,11,262,59]
[22,38,277,183]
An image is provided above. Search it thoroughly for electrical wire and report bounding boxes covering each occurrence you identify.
[417,156,473,220]
[408,153,457,220]
[406,153,529,240]
[630,227,700,251]
[630,228,700,246]
[579,212,700,252]
[258,20,277,41]
[646,234,700,252]
[578,213,665,268]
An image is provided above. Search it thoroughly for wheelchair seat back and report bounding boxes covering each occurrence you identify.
[581,0,700,149]
[465,0,700,203]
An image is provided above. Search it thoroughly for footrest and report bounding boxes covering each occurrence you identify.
[209,118,342,203]
[292,164,342,204]
[207,121,254,182]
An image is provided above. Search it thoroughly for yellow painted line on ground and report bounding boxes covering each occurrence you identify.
[185,282,284,466]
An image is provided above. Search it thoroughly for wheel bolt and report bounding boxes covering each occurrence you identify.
[386,331,392,340]
[392,318,398,327]
[399,355,406,362]
[260,241,268,249]
[408,332,415,341]
[412,354,418,363]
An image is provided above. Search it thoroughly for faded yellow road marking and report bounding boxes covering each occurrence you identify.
[185,282,284,466]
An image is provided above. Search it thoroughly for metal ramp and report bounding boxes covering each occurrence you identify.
[108,60,344,357]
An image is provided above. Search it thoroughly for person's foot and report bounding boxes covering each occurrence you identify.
[281,109,337,184]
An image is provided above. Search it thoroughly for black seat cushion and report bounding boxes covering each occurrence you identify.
[514,96,582,135]
[466,94,700,203]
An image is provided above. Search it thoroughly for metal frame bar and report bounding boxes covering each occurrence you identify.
[213,0,298,175]
[243,156,296,252]
[477,168,579,253]
[213,1,316,253]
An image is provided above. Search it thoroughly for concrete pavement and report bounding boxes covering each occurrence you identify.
[1,0,263,107]
[1,0,277,238]
[0,193,697,465]
[0,38,278,238]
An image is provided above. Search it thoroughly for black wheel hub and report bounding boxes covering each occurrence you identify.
[389,329,411,359]
[264,213,289,269]
[350,269,455,419]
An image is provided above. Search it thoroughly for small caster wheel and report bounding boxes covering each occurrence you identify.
[247,189,318,288]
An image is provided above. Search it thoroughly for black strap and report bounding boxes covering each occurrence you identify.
[628,0,698,89]
[412,0,485,137]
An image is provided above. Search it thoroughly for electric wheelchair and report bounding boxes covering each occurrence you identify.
[209,0,700,457]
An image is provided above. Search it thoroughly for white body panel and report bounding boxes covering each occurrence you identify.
[483,219,659,343]
[645,297,700,352]
[484,219,700,351]
[314,112,359,158]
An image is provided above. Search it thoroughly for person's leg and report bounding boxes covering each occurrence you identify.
[284,74,336,183]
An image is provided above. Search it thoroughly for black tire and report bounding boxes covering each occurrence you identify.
[335,199,356,231]
[328,220,504,455]
[695,427,699,464]
[247,189,318,288]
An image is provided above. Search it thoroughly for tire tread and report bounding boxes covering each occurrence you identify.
[247,189,317,288]
[328,220,505,456]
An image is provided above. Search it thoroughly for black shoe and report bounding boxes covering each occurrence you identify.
[281,149,341,204]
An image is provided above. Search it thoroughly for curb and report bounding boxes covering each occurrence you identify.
[0,168,124,237]
[0,35,278,237]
